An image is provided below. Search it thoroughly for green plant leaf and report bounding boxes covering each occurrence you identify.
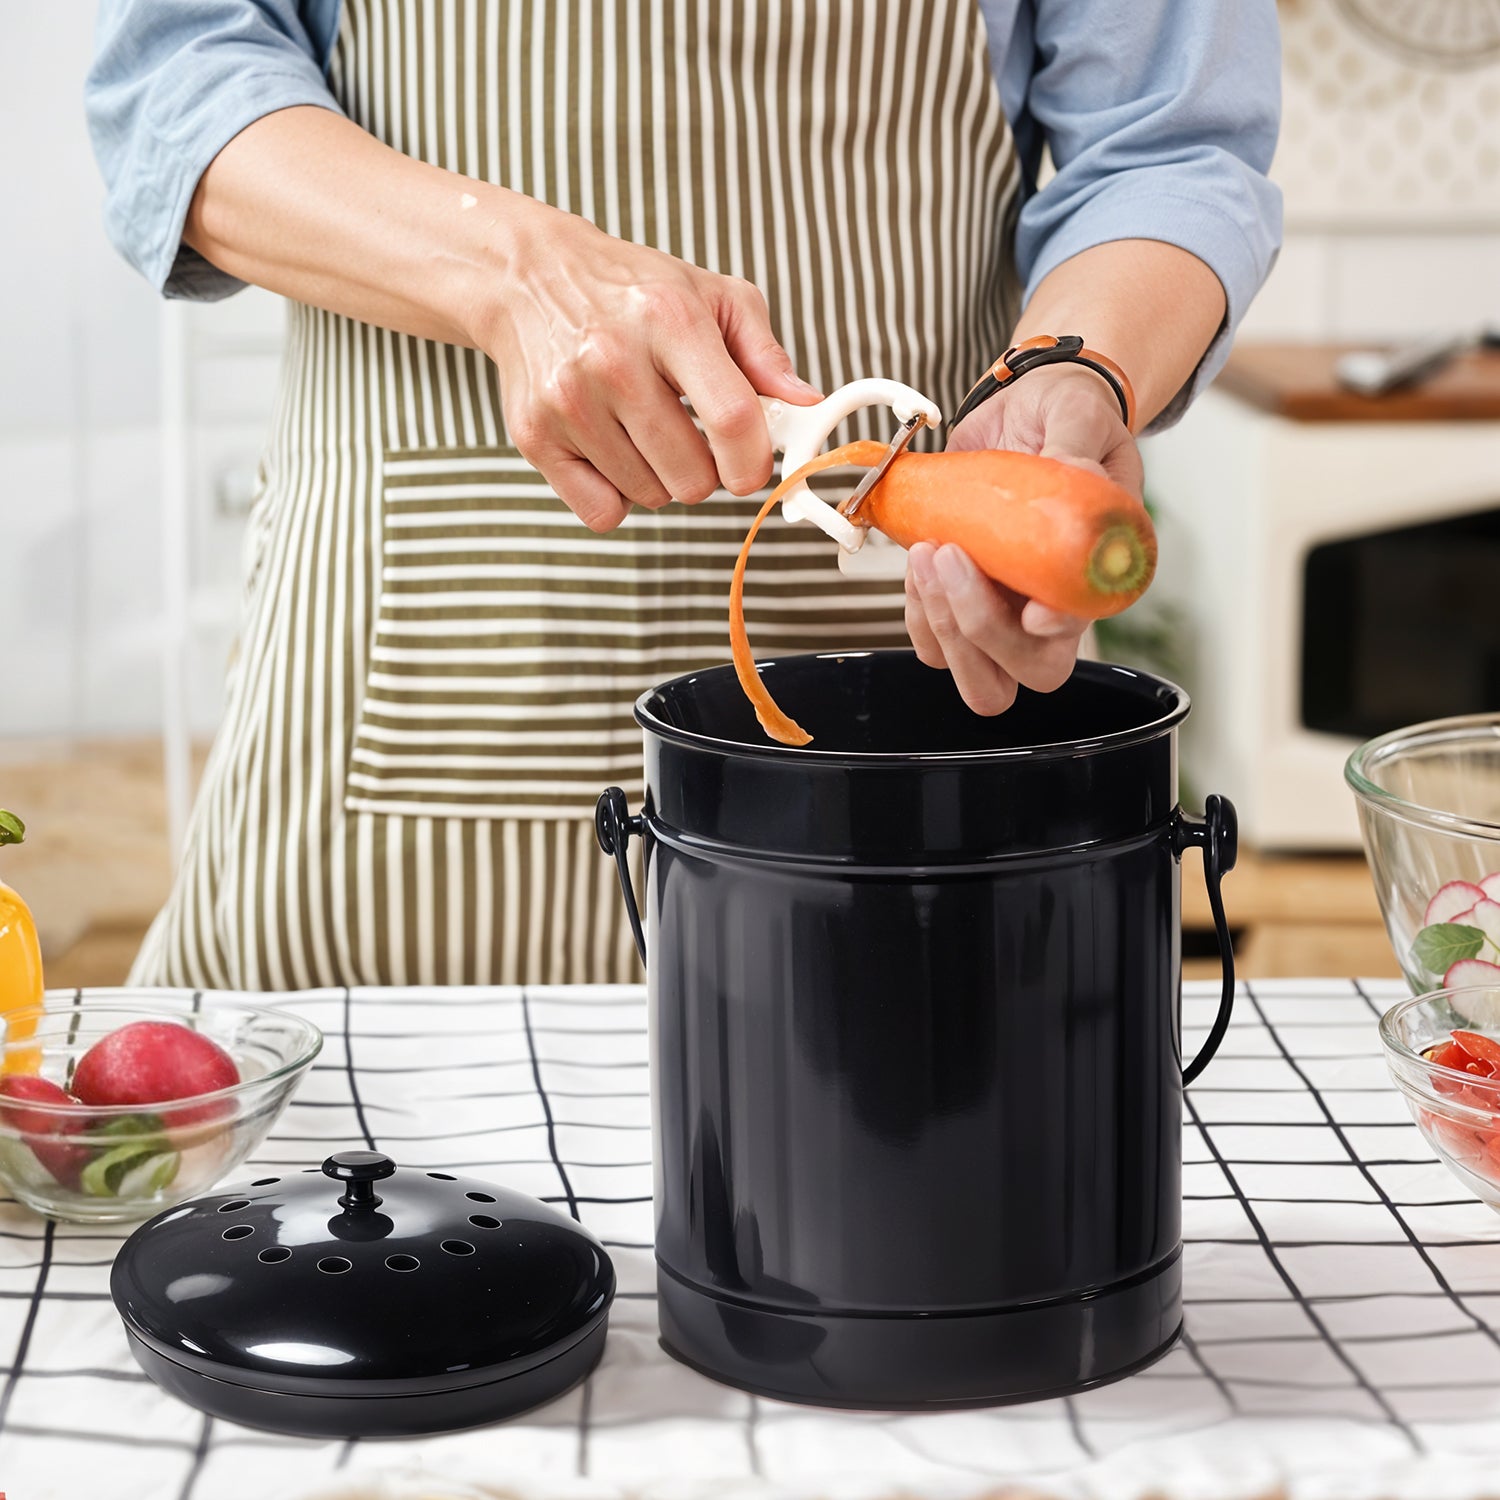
[0,810,24,848]
[1412,923,1485,974]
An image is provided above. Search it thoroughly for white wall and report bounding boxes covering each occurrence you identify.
[0,1,281,743]
[2,0,1497,743]
[1243,0,1500,339]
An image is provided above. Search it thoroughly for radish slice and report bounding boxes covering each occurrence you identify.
[1445,958,1500,984]
[1469,899,1500,951]
[1427,881,1487,926]
[1481,874,1500,902]
[1443,959,1500,1025]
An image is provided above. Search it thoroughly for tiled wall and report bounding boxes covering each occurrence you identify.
[3,1,1498,741]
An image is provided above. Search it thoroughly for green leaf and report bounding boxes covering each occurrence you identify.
[1412,922,1485,974]
[0,810,24,848]
[112,1151,179,1197]
[80,1143,159,1198]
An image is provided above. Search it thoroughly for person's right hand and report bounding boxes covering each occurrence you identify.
[473,200,821,531]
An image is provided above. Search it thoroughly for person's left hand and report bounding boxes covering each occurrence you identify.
[904,362,1144,715]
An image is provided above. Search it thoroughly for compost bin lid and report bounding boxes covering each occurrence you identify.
[110,1151,615,1398]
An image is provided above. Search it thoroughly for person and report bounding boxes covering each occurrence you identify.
[86,1,1281,990]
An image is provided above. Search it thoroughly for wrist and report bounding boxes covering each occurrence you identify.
[1016,361,1129,419]
[956,334,1136,432]
[444,186,568,349]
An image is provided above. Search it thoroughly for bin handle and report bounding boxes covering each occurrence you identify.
[1175,794,1239,1086]
[596,787,647,965]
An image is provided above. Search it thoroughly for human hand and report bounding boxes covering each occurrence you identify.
[473,200,820,531]
[904,363,1144,714]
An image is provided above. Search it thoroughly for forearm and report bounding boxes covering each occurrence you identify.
[1011,240,1226,430]
[183,104,534,346]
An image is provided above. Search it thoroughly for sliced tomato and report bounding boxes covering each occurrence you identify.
[1427,1040,1473,1072]
[1453,1030,1500,1072]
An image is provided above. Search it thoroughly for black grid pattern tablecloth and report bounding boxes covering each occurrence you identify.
[4,978,1500,1500]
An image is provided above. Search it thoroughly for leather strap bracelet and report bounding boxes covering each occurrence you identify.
[951,335,1137,433]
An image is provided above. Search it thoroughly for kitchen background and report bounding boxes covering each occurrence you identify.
[1,0,1498,978]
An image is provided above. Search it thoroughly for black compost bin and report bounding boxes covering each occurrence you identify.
[596,650,1235,1409]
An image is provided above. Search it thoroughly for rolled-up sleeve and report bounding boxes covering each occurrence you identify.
[1011,0,1283,427]
[86,0,343,301]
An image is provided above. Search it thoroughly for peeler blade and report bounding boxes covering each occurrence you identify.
[839,414,928,521]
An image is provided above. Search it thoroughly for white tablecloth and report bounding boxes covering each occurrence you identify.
[3,979,1500,1500]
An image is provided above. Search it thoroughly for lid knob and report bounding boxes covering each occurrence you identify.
[323,1151,396,1210]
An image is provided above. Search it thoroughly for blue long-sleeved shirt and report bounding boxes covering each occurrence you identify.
[86,1,1282,423]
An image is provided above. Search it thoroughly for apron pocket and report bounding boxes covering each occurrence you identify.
[345,448,655,821]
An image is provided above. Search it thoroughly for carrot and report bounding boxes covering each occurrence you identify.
[859,449,1156,620]
[730,442,1156,746]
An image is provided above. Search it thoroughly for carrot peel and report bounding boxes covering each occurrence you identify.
[730,442,887,747]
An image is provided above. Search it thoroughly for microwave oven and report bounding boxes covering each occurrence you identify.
[1140,385,1500,851]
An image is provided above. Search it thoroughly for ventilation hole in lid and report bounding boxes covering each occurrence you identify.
[222,1224,254,1241]
[427,1172,456,1181]
[318,1256,353,1274]
[441,1240,476,1256]
[217,1199,251,1213]
[469,1215,501,1230]
[258,1247,291,1265]
[385,1254,420,1272]
[464,1191,496,1203]
[251,1177,279,1187]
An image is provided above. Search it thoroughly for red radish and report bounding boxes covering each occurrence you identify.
[72,1022,239,1125]
[1482,874,1500,902]
[1444,958,1500,989]
[1426,881,1486,926]
[1467,899,1500,949]
[0,1076,91,1186]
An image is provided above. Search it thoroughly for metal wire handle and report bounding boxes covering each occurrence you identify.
[595,787,647,965]
[1176,794,1240,1086]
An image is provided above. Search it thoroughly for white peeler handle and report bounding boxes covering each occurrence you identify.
[758,380,941,554]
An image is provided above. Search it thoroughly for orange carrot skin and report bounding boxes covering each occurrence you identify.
[729,442,890,746]
[862,450,1156,619]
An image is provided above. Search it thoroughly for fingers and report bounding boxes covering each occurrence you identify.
[618,394,721,506]
[909,543,1085,713]
[494,242,814,519]
[908,547,1017,716]
[557,386,675,510]
[530,452,632,533]
[657,325,774,495]
[904,543,948,670]
[715,276,822,406]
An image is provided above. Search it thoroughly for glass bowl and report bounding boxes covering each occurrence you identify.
[0,997,321,1223]
[1346,713,1500,998]
[1381,987,1500,1210]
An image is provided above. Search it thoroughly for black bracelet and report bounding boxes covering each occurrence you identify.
[951,335,1136,431]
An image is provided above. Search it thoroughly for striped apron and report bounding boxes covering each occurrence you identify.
[132,0,1022,991]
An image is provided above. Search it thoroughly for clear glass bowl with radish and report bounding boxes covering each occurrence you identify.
[0,997,321,1223]
[1382,987,1500,1210]
[1346,713,1500,997]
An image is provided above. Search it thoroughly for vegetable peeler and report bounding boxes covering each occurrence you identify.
[759,380,941,579]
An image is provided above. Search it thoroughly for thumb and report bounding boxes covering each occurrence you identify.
[716,282,822,404]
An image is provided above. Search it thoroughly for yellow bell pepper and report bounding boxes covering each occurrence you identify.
[0,811,43,1072]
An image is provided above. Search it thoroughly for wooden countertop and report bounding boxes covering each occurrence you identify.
[1181,844,1402,982]
[1217,342,1500,422]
